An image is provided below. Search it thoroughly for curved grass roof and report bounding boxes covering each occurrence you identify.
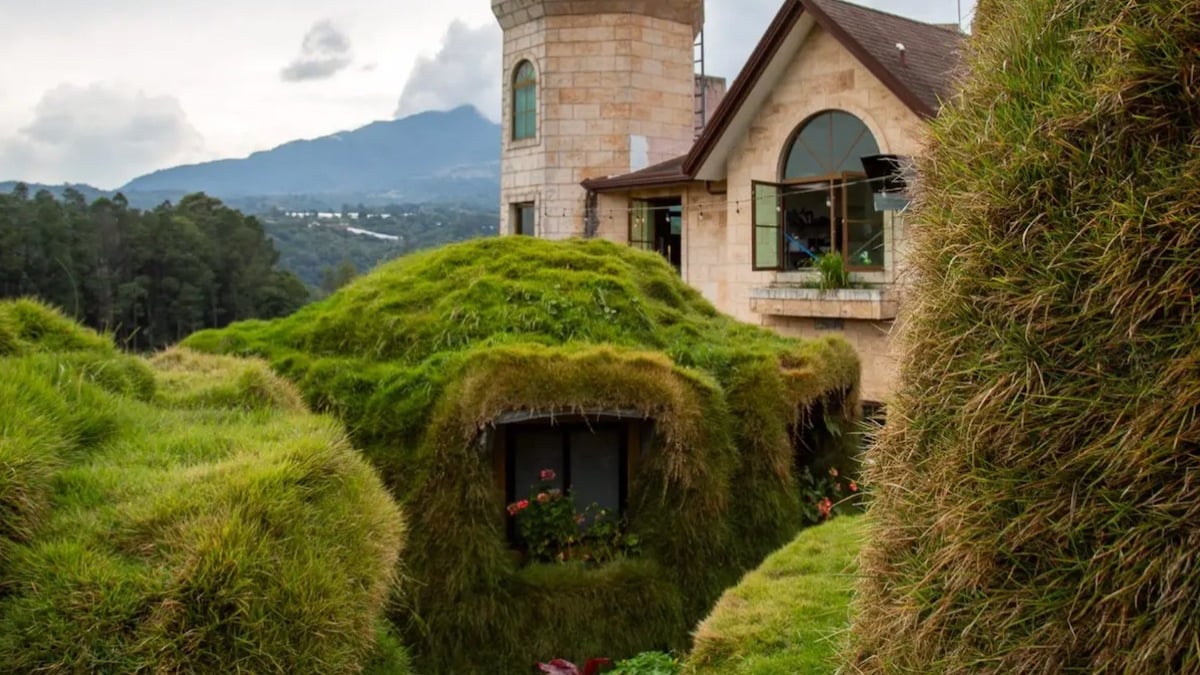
[185,237,861,672]
[849,0,1200,671]
[0,299,406,673]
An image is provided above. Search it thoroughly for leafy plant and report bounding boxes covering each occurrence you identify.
[816,252,850,290]
[538,657,612,675]
[609,651,680,674]
[797,466,859,525]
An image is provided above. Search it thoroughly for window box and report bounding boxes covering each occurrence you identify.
[749,285,898,320]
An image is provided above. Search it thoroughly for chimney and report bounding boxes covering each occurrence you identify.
[896,42,907,67]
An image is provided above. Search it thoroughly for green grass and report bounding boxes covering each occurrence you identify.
[0,299,407,673]
[183,237,863,673]
[849,0,1200,671]
[685,516,863,674]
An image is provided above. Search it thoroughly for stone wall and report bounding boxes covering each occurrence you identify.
[495,2,701,238]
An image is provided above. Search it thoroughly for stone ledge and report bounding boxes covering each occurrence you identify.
[749,286,899,320]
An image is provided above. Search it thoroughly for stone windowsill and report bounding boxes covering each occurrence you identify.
[749,286,898,320]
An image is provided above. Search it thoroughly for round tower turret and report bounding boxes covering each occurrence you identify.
[493,0,705,238]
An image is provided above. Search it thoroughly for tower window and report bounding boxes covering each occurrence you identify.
[513,202,535,236]
[512,61,537,141]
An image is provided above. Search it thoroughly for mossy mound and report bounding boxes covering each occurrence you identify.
[849,0,1200,672]
[0,301,406,673]
[184,237,861,673]
[685,516,863,675]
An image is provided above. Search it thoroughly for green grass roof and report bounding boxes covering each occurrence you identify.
[184,237,862,673]
[0,299,406,673]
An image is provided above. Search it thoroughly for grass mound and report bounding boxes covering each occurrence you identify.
[849,0,1200,671]
[0,300,406,673]
[184,236,861,673]
[685,516,863,675]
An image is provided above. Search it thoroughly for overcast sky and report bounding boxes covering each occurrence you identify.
[0,0,973,188]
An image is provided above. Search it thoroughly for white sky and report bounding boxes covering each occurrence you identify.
[0,0,973,188]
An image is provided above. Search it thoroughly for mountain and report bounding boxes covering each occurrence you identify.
[119,106,501,203]
[0,181,109,203]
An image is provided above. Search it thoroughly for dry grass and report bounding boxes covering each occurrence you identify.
[848,0,1200,671]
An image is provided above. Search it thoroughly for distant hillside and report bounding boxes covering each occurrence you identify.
[0,181,109,203]
[120,106,500,200]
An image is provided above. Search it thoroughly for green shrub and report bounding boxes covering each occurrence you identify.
[849,0,1200,671]
[611,651,681,674]
[685,516,863,674]
[0,302,407,673]
[185,237,862,673]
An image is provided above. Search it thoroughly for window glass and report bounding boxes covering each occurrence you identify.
[570,429,622,515]
[514,202,535,235]
[512,429,565,496]
[630,200,652,250]
[513,61,537,141]
[753,182,781,270]
[844,180,884,267]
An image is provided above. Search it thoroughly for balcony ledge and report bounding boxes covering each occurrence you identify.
[749,286,898,320]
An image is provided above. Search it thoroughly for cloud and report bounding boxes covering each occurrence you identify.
[281,20,354,82]
[0,83,205,188]
[394,21,501,121]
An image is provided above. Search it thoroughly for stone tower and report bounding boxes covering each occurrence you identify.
[492,0,704,238]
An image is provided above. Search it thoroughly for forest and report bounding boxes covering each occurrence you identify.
[0,185,310,352]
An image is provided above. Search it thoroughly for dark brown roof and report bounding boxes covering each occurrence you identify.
[584,0,964,192]
[581,154,690,193]
[808,0,964,116]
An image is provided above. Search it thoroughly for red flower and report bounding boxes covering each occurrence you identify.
[817,497,833,519]
[537,492,550,504]
[540,468,556,481]
[518,499,530,511]
[849,481,858,492]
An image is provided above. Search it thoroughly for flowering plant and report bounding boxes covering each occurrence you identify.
[507,469,639,563]
[798,465,860,524]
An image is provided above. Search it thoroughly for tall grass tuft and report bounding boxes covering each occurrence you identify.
[0,301,407,673]
[848,0,1200,671]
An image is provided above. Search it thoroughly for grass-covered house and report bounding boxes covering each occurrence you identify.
[184,237,861,673]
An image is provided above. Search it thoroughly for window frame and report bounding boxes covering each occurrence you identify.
[504,421,630,524]
[772,110,886,272]
[513,201,536,236]
[512,60,538,142]
[629,199,653,251]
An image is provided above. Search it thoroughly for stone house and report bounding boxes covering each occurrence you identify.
[491,0,963,407]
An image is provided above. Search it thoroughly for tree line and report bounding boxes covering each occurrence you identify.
[0,185,310,351]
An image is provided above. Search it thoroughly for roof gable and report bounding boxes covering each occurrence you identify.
[684,0,963,180]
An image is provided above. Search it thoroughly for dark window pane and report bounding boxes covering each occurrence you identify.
[512,429,565,497]
[783,111,880,180]
[570,429,621,514]
[783,184,833,268]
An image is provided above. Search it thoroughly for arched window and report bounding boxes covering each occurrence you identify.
[753,111,886,271]
[512,61,537,141]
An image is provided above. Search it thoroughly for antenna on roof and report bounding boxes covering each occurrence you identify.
[957,0,963,29]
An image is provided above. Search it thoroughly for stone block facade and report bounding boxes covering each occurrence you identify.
[493,0,703,239]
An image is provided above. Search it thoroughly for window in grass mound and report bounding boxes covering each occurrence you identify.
[492,416,644,562]
[754,110,885,271]
[792,394,860,523]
